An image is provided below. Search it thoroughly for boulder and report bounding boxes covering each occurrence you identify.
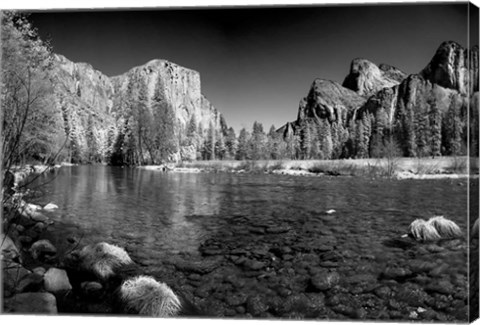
[44,267,72,293]
[0,234,20,262]
[30,239,57,260]
[2,261,31,293]
[4,292,57,314]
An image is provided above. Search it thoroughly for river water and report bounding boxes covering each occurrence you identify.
[29,165,475,321]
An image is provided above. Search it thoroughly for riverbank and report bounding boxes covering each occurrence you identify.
[140,156,478,179]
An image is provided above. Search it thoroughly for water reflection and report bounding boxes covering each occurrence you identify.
[31,166,470,262]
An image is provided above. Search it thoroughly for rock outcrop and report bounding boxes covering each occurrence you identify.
[342,59,406,98]
[420,41,478,95]
[281,41,479,159]
[52,54,225,163]
[111,59,221,139]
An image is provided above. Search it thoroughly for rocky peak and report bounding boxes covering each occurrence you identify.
[420,41,478,95]
[111,58,218,132]
[342,58,405,98]
[304,79,366,119]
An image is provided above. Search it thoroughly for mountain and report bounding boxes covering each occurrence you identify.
[53,55,224,164]
[281,41,479,159]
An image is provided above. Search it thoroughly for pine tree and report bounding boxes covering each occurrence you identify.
[250,121,266,160]
[225,127,238,159]
[236,128,250,160]
[152,80,178,163]
[428,98,442,157]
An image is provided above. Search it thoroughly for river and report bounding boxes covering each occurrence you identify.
[28,165,475,321]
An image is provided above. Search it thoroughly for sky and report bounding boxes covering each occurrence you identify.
[27,2,478,133]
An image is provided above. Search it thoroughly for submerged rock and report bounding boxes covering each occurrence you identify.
[30,239,57,260]
[311,272,340,291]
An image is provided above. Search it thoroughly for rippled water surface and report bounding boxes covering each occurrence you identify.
[29,166,475,320]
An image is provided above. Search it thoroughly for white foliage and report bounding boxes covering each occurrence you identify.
[428,216,462,238]
[409,219,442,241]
[76,242,133,280]
[120,276,181,317]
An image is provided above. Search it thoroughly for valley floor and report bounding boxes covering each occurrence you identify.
[141,156,479,179]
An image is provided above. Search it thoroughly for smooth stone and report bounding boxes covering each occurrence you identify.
[4,292,57,314]
[243,259,266,270]
[33,267,46,276]
[30,239,57,260]
[0,234,20,261]
[44,268,72,293]
[43,203,59,210]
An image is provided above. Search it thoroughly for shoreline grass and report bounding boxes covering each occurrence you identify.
[170,156,477,179]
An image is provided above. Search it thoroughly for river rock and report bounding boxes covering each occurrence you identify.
[18,235,33,245]
[426,280,455,295]
[3,262,31,293]
[17,273,44,293]
[169,256,222,274]
[311,271,340,291]
[4,292,57,314]
[33,267,46,276]
[382,266,412,280]
[396,283,431,307]
[0,234,20,262]
[81,281,103,298]
[44,268,72,293]
[243,259,266,270]
[246,295,269,316]
[225,293,248,306]
[33,222,46,233]
[30,239,57,260]
[43,203,59,210]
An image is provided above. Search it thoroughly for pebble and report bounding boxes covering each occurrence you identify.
[311,272,340,291]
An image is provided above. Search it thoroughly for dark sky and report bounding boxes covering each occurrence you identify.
[28,3,476,132]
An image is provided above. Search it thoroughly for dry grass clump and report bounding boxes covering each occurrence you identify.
[119,275,181,317]
[74,242,133,280]
[409,216,462,241]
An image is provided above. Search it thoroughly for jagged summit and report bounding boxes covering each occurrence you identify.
[420,40,477,94]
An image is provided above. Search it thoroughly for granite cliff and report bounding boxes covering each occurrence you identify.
[282,41,479,159]
[53,55,223,164]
